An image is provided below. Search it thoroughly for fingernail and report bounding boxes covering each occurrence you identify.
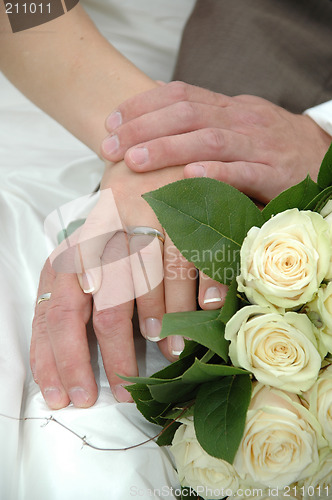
[69,387,91,407]
[113,384,133,403]
[128,147,149,166]
[81,271,95,294]
[102,134,119,155]
[145,317,162,342]
[204,286,223,304]
[106,111,122,130]
[170,335,185,357]
[44,387,62,408]
[188,164,206,177]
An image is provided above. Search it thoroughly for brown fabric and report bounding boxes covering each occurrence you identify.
[173,0,332,113]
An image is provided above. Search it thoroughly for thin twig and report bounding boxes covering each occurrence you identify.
[0,407,188,452]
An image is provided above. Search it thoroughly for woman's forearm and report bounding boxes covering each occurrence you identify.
[0,3,157,154]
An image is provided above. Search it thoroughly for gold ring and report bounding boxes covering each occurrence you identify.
[37,292,51,305]
[128,226,165,244]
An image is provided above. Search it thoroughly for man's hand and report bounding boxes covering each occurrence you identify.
[101,82,332,203]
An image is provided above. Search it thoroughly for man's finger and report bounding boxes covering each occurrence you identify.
[102,101,235,163]
[104,81,232,133]
[184,160,280,203]
[123,128,256,173]
[45,272,96,407]
[31,259,70,409]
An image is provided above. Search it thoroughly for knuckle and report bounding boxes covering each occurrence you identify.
[32,312,47,335]
[202,128,225,153]
[93,307,127,337]
[56,356,82,377]
[174,101,197,127]
[45,301,75,327]
[167,80,190,103]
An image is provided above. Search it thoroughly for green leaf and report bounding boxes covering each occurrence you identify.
[194,375,252,463]
[122,343,206,386]
[156,421,181,446]
[182,359,249,384]
[218,278,239,324]
[179,340,204,360]
[161,310,229,362]
[317,141,332,189]
[126,384,170,425]
[262,175,321,220]
[304,185,332,212]
[143,178,264,284]
[149,379,198,404]
[164,404,195,421]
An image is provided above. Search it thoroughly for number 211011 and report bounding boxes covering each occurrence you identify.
[5,3,51,14]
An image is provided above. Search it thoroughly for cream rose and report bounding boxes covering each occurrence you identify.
[234,384,324,489]
[305,364,332,447]
[170,418,240,499]
[307,282,332,354]
[301,448,332,500]
[225,306,322,392]
[320,199,332,280]
[237,209,330,310]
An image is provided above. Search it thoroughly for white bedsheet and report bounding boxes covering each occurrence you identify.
[0,1,195,498]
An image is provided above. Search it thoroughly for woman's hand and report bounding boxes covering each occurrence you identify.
[101,82,332,203]
[31,160,226,409]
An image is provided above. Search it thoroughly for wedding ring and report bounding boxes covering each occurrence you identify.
[37,292,52,305]
[128,226,165,244]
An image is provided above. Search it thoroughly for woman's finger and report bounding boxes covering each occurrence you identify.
[75,187,124,294]
[163,239,197,358]
[198,271,228,310]
[92,232,136,402]
[129,233,165,344]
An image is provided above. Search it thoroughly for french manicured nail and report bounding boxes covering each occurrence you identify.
[44,387,62,408]
[69,387,91,407]
[102,134,119,155]
[128,147,149,166]
[170,335,185,357]
[106,111,122,130]
[113,384,133,403]
[81,272,95,294]
[145,317,162,342]
[188,164,206,177]
[204,286,223,304]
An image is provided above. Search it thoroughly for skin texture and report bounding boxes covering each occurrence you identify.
[102,82,332,204]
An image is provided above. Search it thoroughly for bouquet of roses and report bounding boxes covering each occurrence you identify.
[125,143,332,500]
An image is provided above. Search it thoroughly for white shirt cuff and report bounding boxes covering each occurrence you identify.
[304,100,332,137]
